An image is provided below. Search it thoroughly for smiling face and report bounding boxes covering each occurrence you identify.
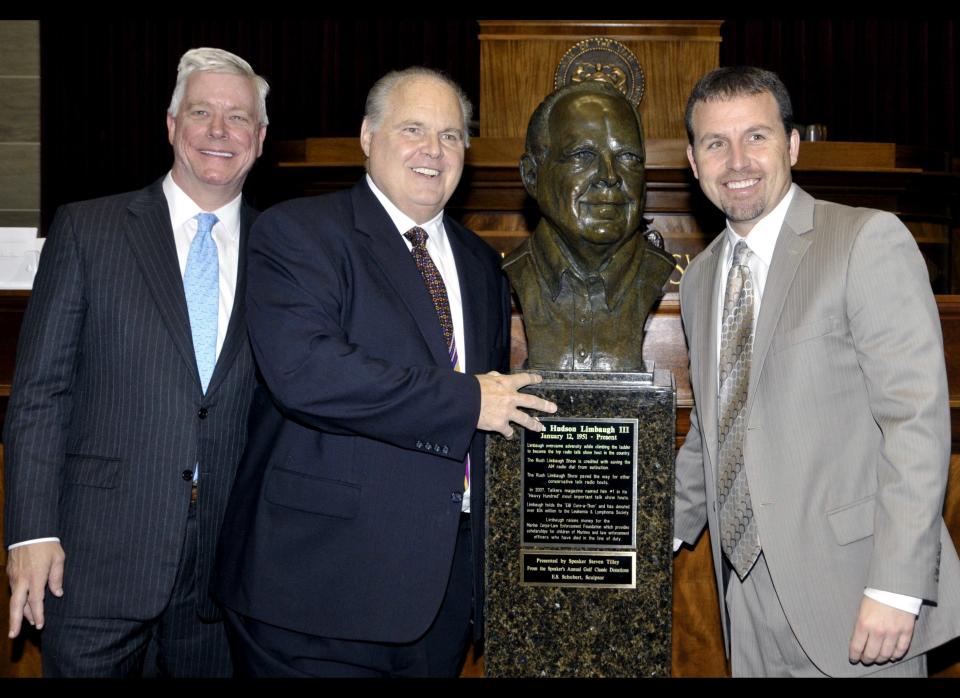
[360,76,466,224]
[686,91,799,236]
[525,91,645,271]
[166,71,266,210]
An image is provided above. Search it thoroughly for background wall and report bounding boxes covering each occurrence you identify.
[37,17,960,228]
[0,20,39,229]
[39,18,480,228]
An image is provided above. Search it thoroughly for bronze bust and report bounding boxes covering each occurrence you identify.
[503,81,674,371]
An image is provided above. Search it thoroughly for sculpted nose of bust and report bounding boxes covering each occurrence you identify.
[595,151,621,186]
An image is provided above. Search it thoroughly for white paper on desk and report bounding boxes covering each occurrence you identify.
[0,227,44,289]
[0,227,39,243]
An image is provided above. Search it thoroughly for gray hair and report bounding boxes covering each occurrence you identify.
[525,81,643,164]
[684,66,793,144]
[167,47,270,126]
[364,66,472,147]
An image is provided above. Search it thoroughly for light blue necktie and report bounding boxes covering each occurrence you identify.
[184,212,219,394]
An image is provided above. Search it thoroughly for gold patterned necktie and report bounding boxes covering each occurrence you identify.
[717,239,760,579]
[404,227,469,490]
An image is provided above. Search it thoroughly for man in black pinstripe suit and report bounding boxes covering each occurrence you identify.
[3,47,267,677]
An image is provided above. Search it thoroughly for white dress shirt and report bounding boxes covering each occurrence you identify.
[366,175,471,512]
[163,172,241,358]
[713,185,792,363]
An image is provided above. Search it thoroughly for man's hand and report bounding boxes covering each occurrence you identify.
[848,595,916,665]
[476,371,557,438]
[7,541,65,638]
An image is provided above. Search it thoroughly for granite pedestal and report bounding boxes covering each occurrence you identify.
[485,369,675,677]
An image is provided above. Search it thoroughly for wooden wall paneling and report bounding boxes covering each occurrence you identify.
[478,20,721,139]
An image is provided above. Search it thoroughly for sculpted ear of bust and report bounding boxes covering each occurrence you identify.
[504,81,675,372]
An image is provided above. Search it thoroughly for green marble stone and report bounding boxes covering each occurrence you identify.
[485,369,675,677]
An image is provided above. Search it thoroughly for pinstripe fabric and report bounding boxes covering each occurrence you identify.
[41,505,232,677]
[3,180,256,629]
[674,186,960,676]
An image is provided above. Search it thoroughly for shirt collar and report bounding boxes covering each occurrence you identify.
[366,174,446,240]
[162,172,242,239]
[528,220,647,310]
[724,183,796,267]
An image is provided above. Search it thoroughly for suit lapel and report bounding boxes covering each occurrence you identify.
[446,217,490,374]
[746,187,815,413]
[124,181,199,383]
[697,237,725,472]
[351,181,450,367]
[206,201,256,396]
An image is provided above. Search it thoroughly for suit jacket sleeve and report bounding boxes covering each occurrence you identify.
[3,205,86,546]
[675,401,708,546]
[845,210,951,601]
[245,202,481,462]
[674,280,709,546]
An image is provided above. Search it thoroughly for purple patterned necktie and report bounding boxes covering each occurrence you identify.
[717,239,760,579]
[404,227,469,491]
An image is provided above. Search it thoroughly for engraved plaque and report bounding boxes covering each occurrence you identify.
[522,550,636,589]
[522,417,638,549]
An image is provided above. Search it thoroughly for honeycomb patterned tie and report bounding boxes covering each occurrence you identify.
[717,239,760,579]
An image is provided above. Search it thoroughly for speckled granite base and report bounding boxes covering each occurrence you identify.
[485,370,675,677]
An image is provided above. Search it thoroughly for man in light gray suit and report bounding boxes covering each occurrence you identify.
[674,65,960,677]
[4,47,267,676]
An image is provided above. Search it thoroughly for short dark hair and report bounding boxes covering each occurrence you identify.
[684,66,794,144]
[525,81,643,163]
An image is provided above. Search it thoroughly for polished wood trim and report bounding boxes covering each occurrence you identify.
[477,19,725,41]
[280,138,926,173]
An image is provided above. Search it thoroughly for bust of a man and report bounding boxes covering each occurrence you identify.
[503,81,674,371]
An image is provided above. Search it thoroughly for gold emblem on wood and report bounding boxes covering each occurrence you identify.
[554,38,645,107]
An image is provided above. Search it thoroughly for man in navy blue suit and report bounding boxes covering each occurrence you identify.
[214,66,556,677]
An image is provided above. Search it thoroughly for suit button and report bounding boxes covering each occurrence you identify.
[416,440,423,449]
[181,470,193,481]
[425,442,432,451]
[442,446,449,455]
[434,444,441,453]
[197,407,208,419]
[451,492,463,503]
